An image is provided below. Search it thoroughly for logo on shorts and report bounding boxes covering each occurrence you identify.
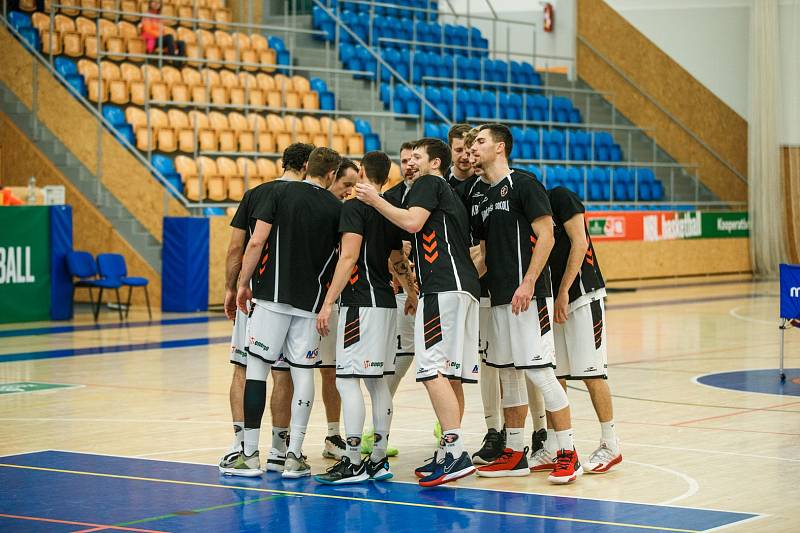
[417,367,427,374]
[306,349,319,359]
[363,360,384,369]
[446,359,461,370]
[584,366,597,372]
[472,365,479,373]
[253,340,269,351]
[500,185,508,197]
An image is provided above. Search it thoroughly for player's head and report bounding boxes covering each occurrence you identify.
[399,141,416,181]
[473,123,512,169]
[448,124,473,175]
[412,137,451,177]
[307,147,343,188]
[463,127,484,177]
[360,151,392,188]
[328,157,358,200]
[282,143,315,176]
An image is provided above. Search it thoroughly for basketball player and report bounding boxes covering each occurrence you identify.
[544,185,621,473]
[318,158,360,461]
[472,124,582,484]
[219,143,313,474]
[314,151,416,484]
[356,138,481,487]
[228,147,344,478]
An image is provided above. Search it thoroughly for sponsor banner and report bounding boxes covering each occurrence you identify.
[585,211,748,242]
[0,206,51,323]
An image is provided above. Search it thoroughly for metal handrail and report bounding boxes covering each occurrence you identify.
[514,159,699,169]
[328,0,528,27]
[377,36,572,62]
[144,99,416,119]
[421,75,613,98]
[465,116,654,133]
[577,35,747,183]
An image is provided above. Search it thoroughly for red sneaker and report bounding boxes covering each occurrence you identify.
[476,447,530,478]
[547,448,583,484]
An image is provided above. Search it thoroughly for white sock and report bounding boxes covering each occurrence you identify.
[345,434,362,464]
[231,421,244,452]
[288,424,306,457]
[545,429,558,454]
[243,428,260,456]
[555,428,575,452]
[442,428,464,457]
[601,421,617,447]
[506,427,524,451]
[327,422,340,438]
[271,426,288,452]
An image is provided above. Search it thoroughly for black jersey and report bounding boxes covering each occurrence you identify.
[406,174,480,300]
[548,187,605,302]
[477,170,553,306]
[465,176,492,298]
[447,168,478,214]
[339,198,403,308]
[383,179,411,208]
[252,180,342,313]
[230,180,285,248]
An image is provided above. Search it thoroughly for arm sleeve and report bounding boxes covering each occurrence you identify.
[338,200,365,236]
[518,178,553,223]
[406,175,440,212]
[549,187,585,225]
[229,191,250,229]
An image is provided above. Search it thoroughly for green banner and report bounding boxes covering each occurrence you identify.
[0,206,51,323]
[700,212,750,238]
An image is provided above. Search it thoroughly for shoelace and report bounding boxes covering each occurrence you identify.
[553,450,574,472]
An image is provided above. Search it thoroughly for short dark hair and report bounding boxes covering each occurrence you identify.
[478,123,513,157]
[413,137,452,171]
[447,124,472,146]
[399,141,415,153]
[336,158,359,180]
[306,147,342,178]
[281,143,314,172]
[361,151,392,186]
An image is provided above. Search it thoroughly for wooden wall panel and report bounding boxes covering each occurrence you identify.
[208,217,229,305]
[576,0,748,203]
[594,238,751,281]
[0,27,34,108]
[782,146,800,264]
[0,114,161,307]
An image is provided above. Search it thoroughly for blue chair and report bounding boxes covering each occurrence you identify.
[18,27,40,51]
[637,168,656,183]
[97,253,152,320]
[9,11,32,31]
[102,104,135,145]
[66,251,124,321]
[152,154,182,186]
[424,122,441,139]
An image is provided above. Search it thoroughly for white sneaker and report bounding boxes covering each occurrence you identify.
[265,447,286,472]
[218,449,240,471]
[322,435,346,460]
[529,447,557,472]
[220,450,263,477]
[584,441,622,474]
[282,452,312,478]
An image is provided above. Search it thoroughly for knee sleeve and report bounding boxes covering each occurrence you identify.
[499,367,528,408]
[525,367,569,412]
[289,367,315,427]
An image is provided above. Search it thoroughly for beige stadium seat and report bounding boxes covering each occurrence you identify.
[19,0,37,11]
[197,157,225,200]
[236,158,260,191]
[120,62,142,85]
[237,72,264,106]
[233,33,258,71]
[188,111,217,151]
[177,2,193,26]
[256,158,278,182]
[214,30,237,64]
[160,3,177,26]
[120,0,140,21]
[204,70,228,105]
[209,112,235,152]
[214,8,231,27]
[126,107,155,150]
[219,69,243,105]
[81,0,99,18]
[336,118,364,155]
[60,0,81,16]
[319,116,345,152]
[100,0,117,20]
[250,34,276,72]
[168,109,194,152]
[302,116,328,147]
[228,112,254,152]
[197,6,213,29]
[63,31,84,57]
[197,30,222,69]
[31,12,49,33]
[147,108,176,152]
[175,154,197,182]
[387,162,401,186]
[76,17,96,36]
[217,157,241,199]
[246,115,275,153]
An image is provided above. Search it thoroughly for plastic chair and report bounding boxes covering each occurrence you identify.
[66,251,123,321]
[96,253,151,319]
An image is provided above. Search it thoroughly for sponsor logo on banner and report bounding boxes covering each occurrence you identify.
[0,246,37,284]
[587,217,625,239]
[644,212,702,241]
[585,211,748,241]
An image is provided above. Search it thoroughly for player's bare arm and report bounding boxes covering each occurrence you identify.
[224,228,246,320]
[317,232,363,337]
[354,183,431,233]
[390,249,417,315]
[554,214,589,324]
[472,242,486,278]
[512,215,554,315]
[236,219,273,314]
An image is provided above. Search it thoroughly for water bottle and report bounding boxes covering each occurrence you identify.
[26,176,36,205]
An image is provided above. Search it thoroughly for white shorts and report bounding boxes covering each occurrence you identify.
[336,306,397,378]
[485,297,555,369]
[394,292,415,357]
[554,296,608,379]
[230,309,249,367]
[415,292,480,383]
[247,303,321,368]
[478,303,491,363]
[318,305,339,368]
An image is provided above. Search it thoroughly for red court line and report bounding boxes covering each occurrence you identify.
[0,513,167,533]
[671,400,800,427]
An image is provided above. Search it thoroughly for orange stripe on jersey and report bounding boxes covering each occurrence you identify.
[422,231,437,243]
[424,315,441,328]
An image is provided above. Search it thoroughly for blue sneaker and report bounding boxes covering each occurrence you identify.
[419,451,475,487]
[414,454,439,478]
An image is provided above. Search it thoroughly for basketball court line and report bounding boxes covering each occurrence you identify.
[0,315,227,338]
[728,305,776,326]
[0,451,762,532]
[0,513,168,532]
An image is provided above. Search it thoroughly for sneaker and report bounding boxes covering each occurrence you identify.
[419,451,476,487]
[548,448,583,484]
[476,447,530,478]
[322,435,347,460]
[314,456,369,485]
[471,428,505,465]
[366,455,393,481]
[531,428,547,454]
[220,451,262,477]
[265,448,286,472]
[414,454,439,478]
[282,452,311,478]
[584,441,622,474]
[218,450,240,471]
[529,447,557,472]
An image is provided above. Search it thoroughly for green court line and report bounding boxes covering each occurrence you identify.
[116,495,286,526]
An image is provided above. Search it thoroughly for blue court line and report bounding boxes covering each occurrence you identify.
[696,368,800,397]
[0,336,230,363]
[0,451,758,533]
[0,315,229,339]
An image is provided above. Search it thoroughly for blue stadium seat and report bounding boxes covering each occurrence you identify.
[18,27,40,51]
[9,11,32,31]
[424,122,440,139]
[439,87,454,117]
[152,154,182,184]
[101,104,134,145]
[479,90,496,118]
[354,119,381,151]
[424,86,441,120]
[610,144,622,162]
[380,82,391,106]
[637,168,655,183]
[507,93,523,120]
[54,57,86,97]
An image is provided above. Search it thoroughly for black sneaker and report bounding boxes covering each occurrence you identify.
[314,456,369,485]
[322,435,347,460]
[366,455,393,481]
[531,428,547,454]
[414,455,439,478]
[471,428,505,465]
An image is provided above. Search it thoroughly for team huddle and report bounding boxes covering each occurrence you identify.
[219,123,622,488]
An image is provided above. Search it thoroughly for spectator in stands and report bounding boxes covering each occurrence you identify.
[141,0,185,57]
